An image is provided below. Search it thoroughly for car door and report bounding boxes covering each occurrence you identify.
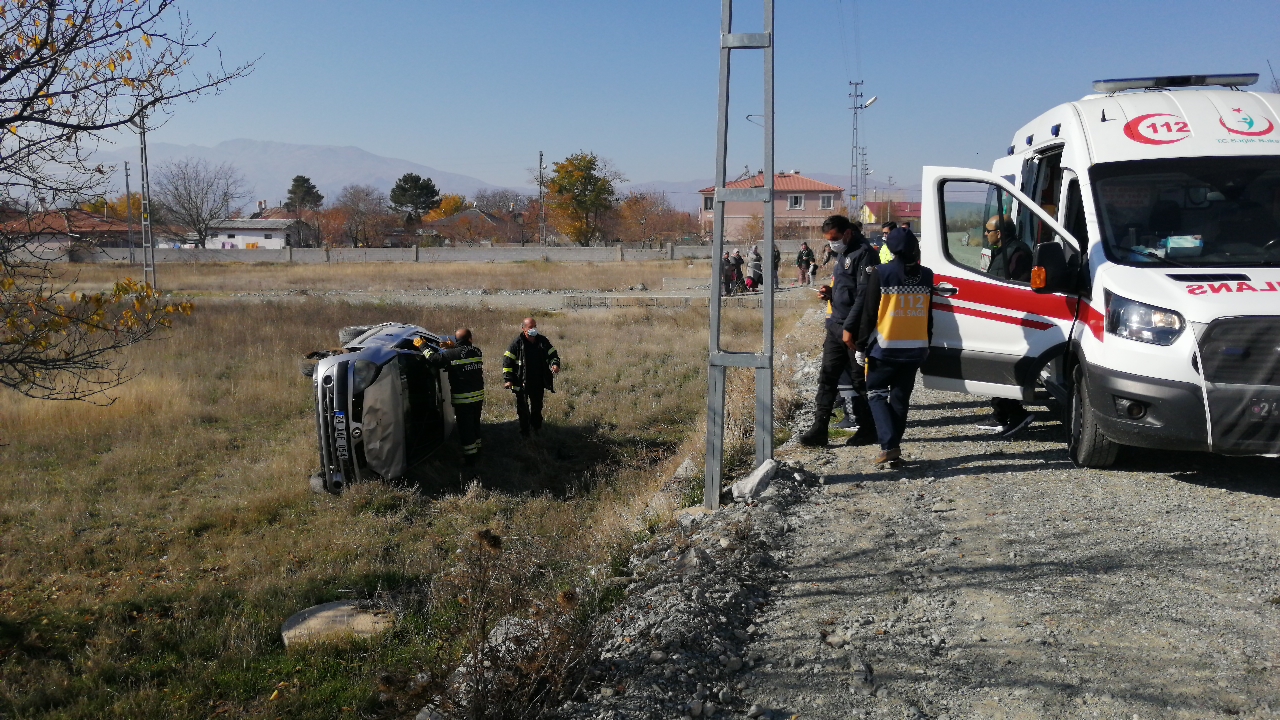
[919,167,1084,400]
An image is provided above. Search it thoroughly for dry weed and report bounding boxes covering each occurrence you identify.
[0,296,801,719]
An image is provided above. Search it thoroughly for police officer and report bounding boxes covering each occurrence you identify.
[423,327,485,466]
[502,317,561,437]
[799,215,879,447]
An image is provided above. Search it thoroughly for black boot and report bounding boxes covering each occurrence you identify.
[799,409,831,447]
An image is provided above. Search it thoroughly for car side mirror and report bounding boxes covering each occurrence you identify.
[1030,241,1078,294]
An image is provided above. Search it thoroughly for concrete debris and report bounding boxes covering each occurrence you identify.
[731,458,778,502]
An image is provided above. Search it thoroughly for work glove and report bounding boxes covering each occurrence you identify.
[854,351,865,367]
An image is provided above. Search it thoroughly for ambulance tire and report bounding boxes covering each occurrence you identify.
[1069,367,1120,468]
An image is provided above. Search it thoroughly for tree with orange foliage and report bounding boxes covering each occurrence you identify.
[546,153,624,246]
[424,194,468,222]
[81,193,144,221]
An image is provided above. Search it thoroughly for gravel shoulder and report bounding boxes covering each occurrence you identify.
[557,310,1280,720]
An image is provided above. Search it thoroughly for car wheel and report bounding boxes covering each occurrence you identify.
[1069,366,1119,468]
[338,325,372,344]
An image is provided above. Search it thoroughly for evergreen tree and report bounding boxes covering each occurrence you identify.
[284,175,324,213]
[389,173,442,223]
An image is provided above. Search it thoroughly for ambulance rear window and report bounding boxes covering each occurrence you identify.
[1092,157,1280,268]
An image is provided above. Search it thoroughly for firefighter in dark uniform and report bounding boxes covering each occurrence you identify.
[423,327,485,466]
[799,215,880,447]
[502,317,561,437]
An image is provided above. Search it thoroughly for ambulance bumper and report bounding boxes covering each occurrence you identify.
[1083,363,1210,453]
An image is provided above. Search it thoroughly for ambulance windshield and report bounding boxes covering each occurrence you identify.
[1092,156,1280,267]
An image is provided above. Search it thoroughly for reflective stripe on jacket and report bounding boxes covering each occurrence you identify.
[423,344,485,404]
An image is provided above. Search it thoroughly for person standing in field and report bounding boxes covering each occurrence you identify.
[796,242,815,285]
[721,251,735,296]
[503,317,561,438]
[856,227,934,465]
[798,215,879,447]
[772,243,781,288]
[423,327,485,466]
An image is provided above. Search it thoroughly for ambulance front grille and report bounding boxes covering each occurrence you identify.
[1198,317,1280,386]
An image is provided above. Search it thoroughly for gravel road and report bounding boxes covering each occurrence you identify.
[556,310,1280,720]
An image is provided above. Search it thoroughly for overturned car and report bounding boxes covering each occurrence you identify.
[302,323,458,493]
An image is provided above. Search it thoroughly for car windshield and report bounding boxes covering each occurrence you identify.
[1091,156,1280,267]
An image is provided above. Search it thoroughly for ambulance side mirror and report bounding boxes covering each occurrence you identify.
[1030,241,1078,294]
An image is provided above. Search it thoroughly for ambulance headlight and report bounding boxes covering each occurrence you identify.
[1105,292,1184,346]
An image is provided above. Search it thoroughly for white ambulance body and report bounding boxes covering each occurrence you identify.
[918,74,1280,467]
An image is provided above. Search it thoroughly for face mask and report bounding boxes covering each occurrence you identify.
[828,241,847,254]
[525,327,539,337]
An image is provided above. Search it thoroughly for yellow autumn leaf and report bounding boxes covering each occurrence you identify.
[107,60,115,72]
[65,15,74,26]
[114,21,122,29]
[142,34,151,48]
[46,96,53,106]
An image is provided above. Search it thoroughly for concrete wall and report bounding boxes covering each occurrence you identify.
[61,241,822,265]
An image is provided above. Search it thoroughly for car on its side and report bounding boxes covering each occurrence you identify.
[302,323,458,493]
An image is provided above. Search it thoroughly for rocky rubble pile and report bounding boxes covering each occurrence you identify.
[555,461,822,720]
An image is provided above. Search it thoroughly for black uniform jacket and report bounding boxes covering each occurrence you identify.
[826,238,880,334]
[423,343,485,404]
[502,334,561,393]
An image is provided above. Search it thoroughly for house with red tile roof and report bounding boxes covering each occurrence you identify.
[698,172,845,242]
[859,200,922,230]
[0,209,136,247]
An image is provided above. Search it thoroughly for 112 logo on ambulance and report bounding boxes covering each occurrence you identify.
[1123,113,1192,145]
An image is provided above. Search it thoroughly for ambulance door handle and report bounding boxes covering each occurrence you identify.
[934,283,958,297]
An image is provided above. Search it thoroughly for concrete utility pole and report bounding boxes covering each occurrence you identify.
[123,161,136,265]
[136,111,157,290]
[538,151,547,246]
[704,0,775,510]
[849,84,876,220]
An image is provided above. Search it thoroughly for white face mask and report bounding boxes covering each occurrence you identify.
[828,241,847,254]
[525,327,539,337]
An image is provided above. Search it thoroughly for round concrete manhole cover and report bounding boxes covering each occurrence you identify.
[280,601,393,648]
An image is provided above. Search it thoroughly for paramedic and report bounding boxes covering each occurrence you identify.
[856,227,933,465]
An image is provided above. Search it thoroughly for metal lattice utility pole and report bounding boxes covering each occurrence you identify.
[123,161,136,265]
[137,112,157,290]
[704,0,774,510]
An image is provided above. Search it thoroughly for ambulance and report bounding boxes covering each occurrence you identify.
[918,73,1280,467]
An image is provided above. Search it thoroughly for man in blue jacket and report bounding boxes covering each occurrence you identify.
[799,215,879,447]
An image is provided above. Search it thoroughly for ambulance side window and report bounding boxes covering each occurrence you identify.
[1018,149,1063,248]
[1061,177,1089,263]
[939,180,1027,284]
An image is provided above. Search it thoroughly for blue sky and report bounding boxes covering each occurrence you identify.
[148,0,1280,190]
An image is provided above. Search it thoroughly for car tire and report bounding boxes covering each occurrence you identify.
[1069,366,1119,468]
[338,326,372,345]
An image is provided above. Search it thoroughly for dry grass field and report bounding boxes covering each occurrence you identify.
[56,260,713,295]
[0,290,798,719]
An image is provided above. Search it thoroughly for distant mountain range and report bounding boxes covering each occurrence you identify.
[93,139,509,206]
[93,138,915,214]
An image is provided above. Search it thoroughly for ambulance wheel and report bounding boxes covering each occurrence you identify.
[1069,367,1119,468]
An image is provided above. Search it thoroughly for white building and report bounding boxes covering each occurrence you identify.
[207,219,316,249]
